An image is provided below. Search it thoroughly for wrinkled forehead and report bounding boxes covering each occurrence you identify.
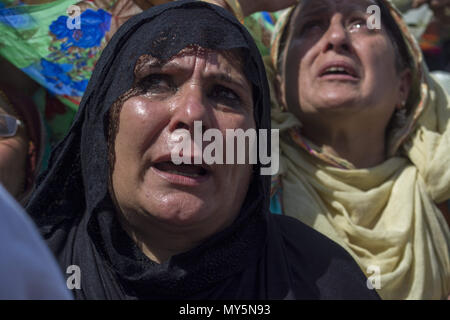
[124,5,250,62]
[295,0,378,18]
[116,6,258,89]
[134,46,245,77]
[132,46,251,92]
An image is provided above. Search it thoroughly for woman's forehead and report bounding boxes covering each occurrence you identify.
[135,47,243,68]
[168,47,244,69]
[296,0,378,17]
[134,47,249,85]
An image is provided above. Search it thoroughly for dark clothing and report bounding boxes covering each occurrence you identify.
[26,0,379,300]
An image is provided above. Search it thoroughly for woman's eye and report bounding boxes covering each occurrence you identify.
[139,74,174,93]
[209,85,241,107]
[300,20,324,34]
[349,19,368,32]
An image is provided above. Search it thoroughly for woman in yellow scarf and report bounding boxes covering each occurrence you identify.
[267,0,449,300]
[205,0,450,299]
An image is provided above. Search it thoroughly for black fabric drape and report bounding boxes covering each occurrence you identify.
[26,0,379,300]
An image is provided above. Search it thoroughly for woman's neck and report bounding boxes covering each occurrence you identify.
[116,212,217,264]
[301,117,387,169]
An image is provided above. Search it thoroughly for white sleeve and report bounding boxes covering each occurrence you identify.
[0,184,72,300]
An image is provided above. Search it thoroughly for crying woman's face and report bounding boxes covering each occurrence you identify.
[110,46,256,242]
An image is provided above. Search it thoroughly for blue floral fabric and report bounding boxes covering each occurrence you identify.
[0,1,112,103]
[49,9,111,50]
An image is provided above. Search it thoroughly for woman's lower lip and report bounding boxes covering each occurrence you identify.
[150,166,210,186]
[319,74,359,81]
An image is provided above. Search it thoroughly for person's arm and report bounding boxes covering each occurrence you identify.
[202,0,298,17]
[413,0,450,25]
[231,0,298,16]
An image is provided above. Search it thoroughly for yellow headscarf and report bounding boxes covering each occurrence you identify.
[268,0,450,299]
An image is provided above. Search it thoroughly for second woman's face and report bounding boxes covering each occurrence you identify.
[282,0,407,123]
[111,47,255,238]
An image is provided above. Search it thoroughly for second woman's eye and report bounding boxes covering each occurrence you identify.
[139,74,175,94]
[298,19,325,36]
[209,85,242,108]
[348,18,369,32]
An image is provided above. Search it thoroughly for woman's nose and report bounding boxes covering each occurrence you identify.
[168,84,211,135]
[321,16,352,54]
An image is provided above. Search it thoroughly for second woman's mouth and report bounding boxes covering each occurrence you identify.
[318,61,360,81]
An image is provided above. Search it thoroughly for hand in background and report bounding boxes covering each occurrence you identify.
[200,0,298,17]
[238,0,298,16]
[413,0,450,25]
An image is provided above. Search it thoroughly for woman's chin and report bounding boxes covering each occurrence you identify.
[312,95,362,113]
[140,193,211,226]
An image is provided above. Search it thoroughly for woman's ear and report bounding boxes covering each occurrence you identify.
[397,68,412,109]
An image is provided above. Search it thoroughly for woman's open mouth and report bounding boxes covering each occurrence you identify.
[318,62,360,81]
[151,161,211,186]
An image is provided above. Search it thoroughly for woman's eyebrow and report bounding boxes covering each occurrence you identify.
[206,72,251,92]
[134,57,251,93]
[158,61,251,91]
[134,56,164,77]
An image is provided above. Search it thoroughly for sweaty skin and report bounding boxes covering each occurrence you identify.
[111,47,255,263]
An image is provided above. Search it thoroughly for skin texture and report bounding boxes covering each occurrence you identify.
[0,100,28,199]
[278,0,411,168]
[111,47,255,263]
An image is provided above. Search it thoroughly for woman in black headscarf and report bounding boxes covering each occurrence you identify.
[26,0,379,300]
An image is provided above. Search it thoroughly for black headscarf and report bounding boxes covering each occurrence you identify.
[26,0,379,300]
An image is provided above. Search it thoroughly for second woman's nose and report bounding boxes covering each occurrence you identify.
[321,14,352,54]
